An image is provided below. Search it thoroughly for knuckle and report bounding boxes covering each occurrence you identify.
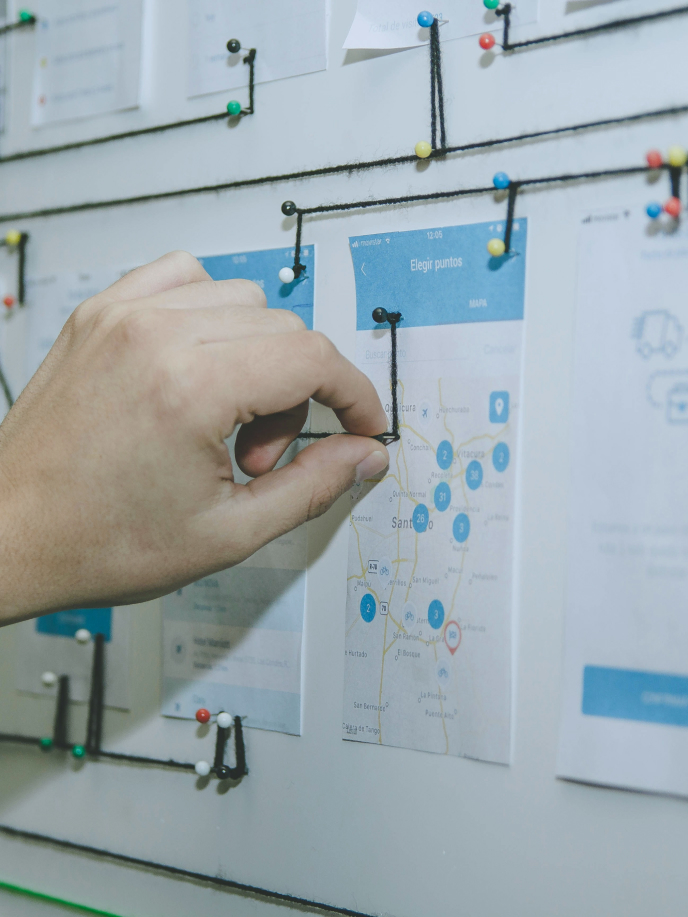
[305,330,336,365]
[307,478,342,520]
[272,308,306,332]
[161,250,206,283]
[117,307,162,349]
[234,278,267,309]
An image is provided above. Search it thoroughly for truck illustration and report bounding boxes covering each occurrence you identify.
[632,310,683,359]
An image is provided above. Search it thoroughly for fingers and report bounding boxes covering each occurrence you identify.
[207,436,390,560]
[234,403,309,477]
[199,331,389,438]
[97,251,212,304]
[141,277,267,313]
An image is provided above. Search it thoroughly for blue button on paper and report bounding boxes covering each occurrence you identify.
[582,665,688,728]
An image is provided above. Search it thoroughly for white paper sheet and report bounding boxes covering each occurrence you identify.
[343,0,539,50]
[342,220,527,763]
[187,0,326,99]
[31,0,143,126]
[558,207,688,797]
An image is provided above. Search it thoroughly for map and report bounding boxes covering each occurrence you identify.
[343,220,527,763]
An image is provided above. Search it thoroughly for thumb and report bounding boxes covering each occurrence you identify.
[214,435,389,562]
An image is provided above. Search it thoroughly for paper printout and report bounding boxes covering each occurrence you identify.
[31,0,143,125]
[558,208,688,797]
[343,221,526,763]
[161,246,315,736]
[187,0,326,98]
[343,0,539,50]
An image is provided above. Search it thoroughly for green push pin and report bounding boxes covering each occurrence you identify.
[40,737,53,751]
[71,744,86,759]
[18,9,34,21]
[226,100,242,116]
[483,0,500,8]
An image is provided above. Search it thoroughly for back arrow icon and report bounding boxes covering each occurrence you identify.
[361,263,366,275]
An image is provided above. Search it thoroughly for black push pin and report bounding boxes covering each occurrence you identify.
[281,200,297,216]
[372,307,388,324]
[226,38,241,53]
[216,765,231,780]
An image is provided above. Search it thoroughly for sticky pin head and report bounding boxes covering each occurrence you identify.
[667,146,688,168]
[646,150,663,169]
[664,197,682,218]
[4,230,21,246]
[479,33,496,50]
[194,760,211,777]
[195,707,211,724]
[72,745,86,759]
[484,0,500,7]
[487,238,506,257]
[226,38,241,53]
[415,140,432,159]
[279,267,295,284]
[417,10,434,27]
[40,737,53,751]
[493,172,510,190]
[281,200,297,216]
[3,295,15,309]
[217,711,233,729]
[226,100,241,116]
[75,628,91,644]
[216,765,232,780]
[18,10,34,21]
[646,202,662,219]
[372,307,389,324]
[41,671,57,687]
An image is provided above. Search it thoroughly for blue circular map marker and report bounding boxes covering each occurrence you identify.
[434,482,451,512]
[453,513,470,543]
[492,442,510,472]
[436,440,453,470]
[412,504,429,533]
[360,593,376,623]
[466,460,483,490]
[428,600,445,631]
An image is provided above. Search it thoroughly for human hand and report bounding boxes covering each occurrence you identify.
[0,252,389,624]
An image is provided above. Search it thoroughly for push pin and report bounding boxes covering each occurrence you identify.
[646,150,663,170]
[226,38,241,53]
[217,711,233,729]
[372,307,389,324]
[226,100,242,116]
[75,628,91,645]
[195,707,211,724]
[3,296,15,309]
[281,200,297,216]
[41,671,57,687]
[415,140,432,159]
[4,230,21,246]
[19,10,34,21]
[417,10,434,27]
[72,744,86,759]
[479,33,496,50]
[484,0,500,7]
[646,202,662,219]
[667,146,688,168]
[664,197,682,218]
[216,765,232,780]
[278,267,295,284]
[194,760,211,777]
[40,737,53,751]
[487,238,506,257]
[493,172,510,190]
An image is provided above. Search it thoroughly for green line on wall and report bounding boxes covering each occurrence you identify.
[0,878,127,916]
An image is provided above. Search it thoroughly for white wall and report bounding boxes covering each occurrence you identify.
[1,2,688,916]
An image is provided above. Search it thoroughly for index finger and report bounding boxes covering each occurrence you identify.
[198,330,389,438]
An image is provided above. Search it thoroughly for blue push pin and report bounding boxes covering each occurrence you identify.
[417,10,435,27]
[646,202,662,219]
[493,172,510,190]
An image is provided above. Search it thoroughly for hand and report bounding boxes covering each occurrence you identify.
[0,252,389,625]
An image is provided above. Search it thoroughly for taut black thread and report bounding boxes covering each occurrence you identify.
[496,2,688,51]
[0,363,13,409]
[0,232,29,305]
[503,181,520,252]
[243,49,256,115]
[2,102,687,223]
[429,20,446,151]
[293,212,306,278]
[85,634,105,754]
[53,676,70,749]
[0,824,374,917]
[670,166,682,200]
[0,15,36,37]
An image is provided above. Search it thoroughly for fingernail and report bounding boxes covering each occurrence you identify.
[355,451,388,484]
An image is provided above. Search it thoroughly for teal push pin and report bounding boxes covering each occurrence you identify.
[40,737,53,751]
[18,9,34,20]
[71,744,86,759]
[484,0,500,9]
[227,100,242,116]
[417,10,434,27]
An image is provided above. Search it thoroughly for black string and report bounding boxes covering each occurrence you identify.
[293,212,306,278]
[0,362,13,409]
[53,676,70,749]
[429,20,446,151]
[670,166,682,200]
[0,16,36,37]
[0,824,374,917]
[504,182,520,252]
[498,2,688,51]
[1,102,686,223]
[85,634,105,754]
[242,50,256,116]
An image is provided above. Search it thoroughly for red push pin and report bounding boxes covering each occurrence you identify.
[3,295,15,309]
[646,150,663,169]
[664,197,682,218]
[479,32,496,50]
[195,707,211,724]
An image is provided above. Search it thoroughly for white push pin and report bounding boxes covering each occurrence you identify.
[278,267,295,284]
[217,711,232,729]
[41,671,57,687]
[194,760,211,777]
[75,628,91,645]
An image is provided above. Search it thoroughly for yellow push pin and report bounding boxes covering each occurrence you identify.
[415,141,432,159]
[487,238,506,257]
[4,230,22,246]
[667,146,688,168]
